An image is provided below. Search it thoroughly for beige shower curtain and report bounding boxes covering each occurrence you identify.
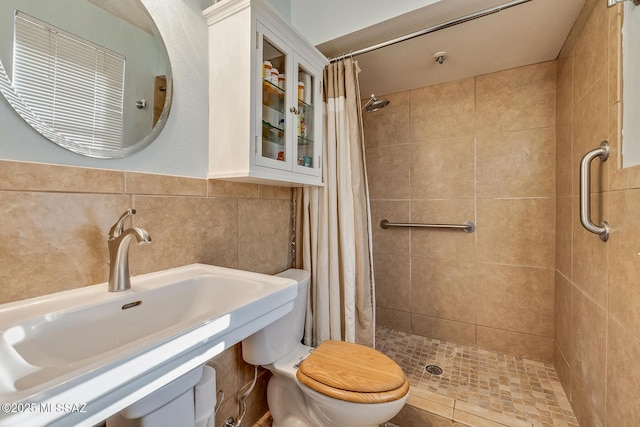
[295,58,375,347]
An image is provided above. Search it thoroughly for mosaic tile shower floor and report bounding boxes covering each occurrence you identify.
[375,327,579,427]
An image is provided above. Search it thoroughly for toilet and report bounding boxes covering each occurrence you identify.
[242,269,408,427]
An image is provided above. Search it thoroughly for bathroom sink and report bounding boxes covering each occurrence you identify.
[0,264,298,427]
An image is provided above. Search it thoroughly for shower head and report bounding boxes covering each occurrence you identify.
[362,94,390,112]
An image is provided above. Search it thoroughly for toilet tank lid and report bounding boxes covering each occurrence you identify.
[275,269,310,286]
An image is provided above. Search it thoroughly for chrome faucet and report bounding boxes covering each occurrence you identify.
[108,209,151,292]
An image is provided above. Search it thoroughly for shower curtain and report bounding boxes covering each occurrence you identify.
[294,58,376,347]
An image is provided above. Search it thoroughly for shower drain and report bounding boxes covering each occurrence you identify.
[425,365,443,375]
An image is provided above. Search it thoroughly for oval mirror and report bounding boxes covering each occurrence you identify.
[0,0,173,158]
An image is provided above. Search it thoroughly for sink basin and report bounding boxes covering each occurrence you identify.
[0,264,298,427]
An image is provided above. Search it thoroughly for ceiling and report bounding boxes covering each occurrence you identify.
[316,0,586,97]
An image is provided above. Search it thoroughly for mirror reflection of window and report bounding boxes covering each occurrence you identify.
[13,12,125,150]
[622,3,640,167]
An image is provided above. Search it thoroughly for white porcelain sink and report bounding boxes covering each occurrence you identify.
[0,264,298,427]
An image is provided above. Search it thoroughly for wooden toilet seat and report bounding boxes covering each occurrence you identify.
[296,340,409,404]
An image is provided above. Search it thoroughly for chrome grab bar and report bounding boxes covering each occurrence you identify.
[380,219,476,233]
[579,141,610,242]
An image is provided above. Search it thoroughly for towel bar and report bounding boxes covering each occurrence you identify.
[380,219,476,233]
[579,141,609,242]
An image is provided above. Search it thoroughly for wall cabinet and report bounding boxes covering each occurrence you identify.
[204,0,328,186]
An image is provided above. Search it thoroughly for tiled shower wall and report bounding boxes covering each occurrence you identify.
[363,60,557,362]
[555,0,640,426]
[0,160,292,425]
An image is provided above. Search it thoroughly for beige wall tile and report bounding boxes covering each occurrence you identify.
[554,343,571,401]
[410,137,475,199]
[609,11,622,106]
[476,263,554,337]
[572,0,608,104]
[365,60,558,360]
[571,193,608,307]
[373,253,410,311]
[475,61,556,133]
[556,32,574,125]
[608,189,640,338]
[608,102,627,190]
[241,372,271,426]
[376,307,411,333]
[131,195,238,274]
[410,78,475,141]
[208,345,239,397]
[0,191,131,303]
[410,199,476,260]
[556,196,572,278]
[238,344,263,391]
[476,326,554,362]
[476,127,556,198]
[365,144,411,200]
[628,163,640,189]
[412,314,476,347]
[355,63,561,361]
[258,185,291,200]
[556,116,573,197]
[570,373,605,427]
[237,199,291,274]
[0,160,123,193]
[0,162,293,304]
[362,91,411,148]
[569,289,606,424]
[572,77,609,196]
[207,180,259,198]
[552,3,626,427]
[559,25,574,60]
[411,257,476,324]
[125,172,206,196]
[477,198,555,268]
[606,320,640,427]
[555,272,572,357]
[370,200,410,256]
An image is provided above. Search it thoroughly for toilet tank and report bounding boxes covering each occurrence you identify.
[242,269,310,366]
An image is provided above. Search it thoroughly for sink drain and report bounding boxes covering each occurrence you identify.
[425,365,443,375]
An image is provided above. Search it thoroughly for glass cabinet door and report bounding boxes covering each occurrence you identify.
[256,24,292,171]
[293,55,321,177]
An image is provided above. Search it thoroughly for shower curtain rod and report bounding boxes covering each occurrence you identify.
[329,0,532,63]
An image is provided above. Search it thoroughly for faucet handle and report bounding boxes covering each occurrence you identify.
[109,209,136,238]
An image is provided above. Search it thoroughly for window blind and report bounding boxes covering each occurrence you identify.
[13,12,125,151]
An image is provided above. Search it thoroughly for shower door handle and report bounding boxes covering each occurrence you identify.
[579,141,610,242]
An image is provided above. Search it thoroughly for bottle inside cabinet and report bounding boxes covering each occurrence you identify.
[296,68,314,169]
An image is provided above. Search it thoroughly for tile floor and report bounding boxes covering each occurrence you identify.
[252,327,579,427]
[375,327,579,427]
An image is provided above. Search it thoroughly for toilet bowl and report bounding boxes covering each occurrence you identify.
[242,269,408,427]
